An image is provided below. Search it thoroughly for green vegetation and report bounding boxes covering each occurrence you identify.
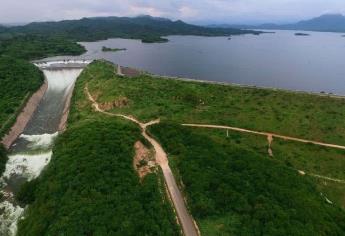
[149,123,345,236]
[141,36,169,43]
[102,46,127,52]
[185,127,345,210]
[77,61,345,235]
[0,35,85,60]
[83,61,345,146]
[15,178,39,206]
[16,61,180,236]
[0,57,44,140]
[8,16,260,43]
[0,144,7,176]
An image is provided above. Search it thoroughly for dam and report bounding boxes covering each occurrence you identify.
[0,60,91,236]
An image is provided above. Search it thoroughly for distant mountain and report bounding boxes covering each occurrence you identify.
[0,25,6,32]
[8,15,260,43]
[214,14,345,33]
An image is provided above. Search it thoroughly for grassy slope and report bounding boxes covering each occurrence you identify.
[149,123,345,236]
[83,61,345,234]
[16,61,180,236]
[85,62,345,146]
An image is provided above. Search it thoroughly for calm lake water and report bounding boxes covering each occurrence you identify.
[79,30,345,95]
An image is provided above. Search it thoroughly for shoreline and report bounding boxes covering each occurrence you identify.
[114,64,345,100]
[1,80,48,149]
[151,74,345,99]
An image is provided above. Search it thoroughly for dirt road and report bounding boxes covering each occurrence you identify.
[85,85,199,236]
[182,124,345,151]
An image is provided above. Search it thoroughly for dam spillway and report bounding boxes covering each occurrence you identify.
[0,60,91,236]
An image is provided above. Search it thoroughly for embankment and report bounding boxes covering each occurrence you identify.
[1,81,48,149]
[58,83,75,131]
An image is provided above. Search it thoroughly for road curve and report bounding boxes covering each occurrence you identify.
[85,84,199,236]
[182,124,345,151]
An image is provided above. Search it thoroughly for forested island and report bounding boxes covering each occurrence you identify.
[102,46,127,52]
[295,33,310,36]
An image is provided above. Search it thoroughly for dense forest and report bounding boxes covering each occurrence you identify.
[17,119,180,236]
[0,144,7,176]
[149,123,345,235]
[0,57,43,137]
[6,15,260,43]
[0,35,85,60]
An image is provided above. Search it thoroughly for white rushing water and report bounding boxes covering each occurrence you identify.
[0,62,89,236]
[3,151,53,181]
[20,132,58,150]
[44,69,82,94]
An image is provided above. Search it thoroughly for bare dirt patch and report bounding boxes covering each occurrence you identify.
[133,141,156,179]
[120,66,142,77]
[99,96,129,111]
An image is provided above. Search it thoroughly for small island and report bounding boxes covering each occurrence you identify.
[102,46,127,52]
[295,33,310,36]
[141,36,169,43]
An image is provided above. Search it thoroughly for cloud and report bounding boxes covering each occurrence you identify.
[0,0,345,24]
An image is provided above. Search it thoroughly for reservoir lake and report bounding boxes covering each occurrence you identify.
[58,30,345,95]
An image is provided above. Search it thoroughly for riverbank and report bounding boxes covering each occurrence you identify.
[1,80,48,149]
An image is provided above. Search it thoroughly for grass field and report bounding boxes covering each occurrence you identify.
[83,61,345,146]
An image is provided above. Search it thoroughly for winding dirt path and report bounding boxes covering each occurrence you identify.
[85,84,199,236]
[184,123,345,184]
[298,170,345,183]
[182,124,345,151]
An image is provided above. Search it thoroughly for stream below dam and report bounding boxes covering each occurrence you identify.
[0,61,89,235]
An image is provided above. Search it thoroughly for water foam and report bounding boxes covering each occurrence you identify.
[20,132,58,149]
[3,151,52,181]
[0,199,24,236]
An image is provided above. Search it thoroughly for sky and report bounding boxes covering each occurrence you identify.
[1,0,345,25]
